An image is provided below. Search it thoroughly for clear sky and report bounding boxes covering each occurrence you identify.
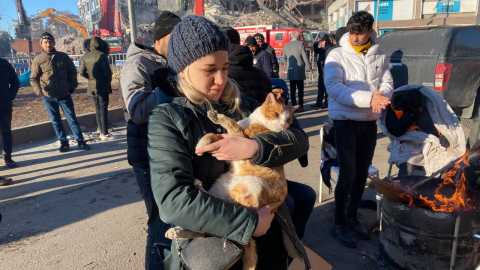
[0,0,80,36]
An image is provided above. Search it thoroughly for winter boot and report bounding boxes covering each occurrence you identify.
[3,154,17,168]
[78,141,91,150]
[59,141,70,153]
[330,223,356,248]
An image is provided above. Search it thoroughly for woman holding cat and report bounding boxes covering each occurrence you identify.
[147,16,310,270]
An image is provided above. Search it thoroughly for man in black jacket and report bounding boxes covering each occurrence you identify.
[312,35,333,109]
[0,58,20,168]
[223,27,271,103]
[253,33,279,78]
[244,36,273,78]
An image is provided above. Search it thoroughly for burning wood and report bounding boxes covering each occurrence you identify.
[371,155,477,212]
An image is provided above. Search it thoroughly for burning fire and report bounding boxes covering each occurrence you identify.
[398,155,476,212]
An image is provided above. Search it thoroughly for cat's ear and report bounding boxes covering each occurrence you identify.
[289,105,300,113]
[264,93,278,106]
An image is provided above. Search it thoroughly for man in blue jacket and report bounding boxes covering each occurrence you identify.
[244,36,273,78]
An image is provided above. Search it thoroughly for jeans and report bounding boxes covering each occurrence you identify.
[289,80,304,106]
[284,180,316,239]
[41,95,84,143]
[333,120,377,224]
[316,68,328,106]
[132,167,160,270]
[93,94,109,135]
[0,110,12,156]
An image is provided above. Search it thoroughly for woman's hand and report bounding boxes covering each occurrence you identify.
[253,201,283,237]
[195,134,259,160]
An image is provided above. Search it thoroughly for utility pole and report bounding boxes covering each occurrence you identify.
[127,0,137,44]
[375,0,380,34]
[476,0,480,25]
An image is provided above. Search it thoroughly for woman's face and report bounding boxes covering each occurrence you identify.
[180,50,229,102]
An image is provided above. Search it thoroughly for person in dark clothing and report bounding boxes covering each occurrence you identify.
[80,37,113,140]
[270,78,315,240]
[385,89,449,176]
[325,27,348,59]
[228,44,272,103]
[253,33,279,78]
[312,35,333,109]
[0,58,20,168]
[244,36,273,78]
[119,11,181,270]
[222,28,272,103]
[83,39,91,53]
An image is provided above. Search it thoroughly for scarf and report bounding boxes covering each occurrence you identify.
[349,39,372,55]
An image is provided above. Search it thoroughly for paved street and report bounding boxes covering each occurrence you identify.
[0,86,396,270]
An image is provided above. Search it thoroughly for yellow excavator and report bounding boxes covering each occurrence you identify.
[31,8,88,39]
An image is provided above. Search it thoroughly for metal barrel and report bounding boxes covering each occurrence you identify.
[380,196,480,270]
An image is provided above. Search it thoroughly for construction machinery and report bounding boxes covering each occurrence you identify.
[92,0,124,53]
[13,0,31,39]
[31,8,88,39]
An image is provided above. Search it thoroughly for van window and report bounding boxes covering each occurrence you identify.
[276,33,284,41]
[302,31,312,42]
[455,30,480,57]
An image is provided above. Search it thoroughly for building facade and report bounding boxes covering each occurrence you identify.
[327,0,480,34]
[77,0,102,33]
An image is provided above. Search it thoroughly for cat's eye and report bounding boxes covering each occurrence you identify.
[275,112,279,118]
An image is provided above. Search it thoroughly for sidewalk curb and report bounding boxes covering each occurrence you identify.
[2,107,125,147]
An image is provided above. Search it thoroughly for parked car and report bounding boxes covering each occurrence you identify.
[377,26,480,124]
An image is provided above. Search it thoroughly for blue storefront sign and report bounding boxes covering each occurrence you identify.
[436,1,461,13]
[115,60,125,66]
[73,61,80,67]
[13,63,29,69]
[377,1,393,21]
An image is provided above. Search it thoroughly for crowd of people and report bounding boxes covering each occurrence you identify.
[1,9,479,270]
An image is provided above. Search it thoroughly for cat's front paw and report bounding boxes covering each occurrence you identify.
[165,228,177,239]
[194,179,207,192]
[207,110,219,123]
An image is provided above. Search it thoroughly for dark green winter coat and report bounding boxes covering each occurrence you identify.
[148,93,311,270]
[0,58,19,110]
[30,49,78,98]
[79,37,112,96]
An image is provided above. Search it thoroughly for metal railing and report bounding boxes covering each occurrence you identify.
[278,47,319,87]
[9,53,128,85]
[8,57,30,76]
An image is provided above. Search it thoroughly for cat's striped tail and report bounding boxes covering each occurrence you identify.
[242,238,257,270]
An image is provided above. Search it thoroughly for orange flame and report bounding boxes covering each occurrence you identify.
[416,155,476,212]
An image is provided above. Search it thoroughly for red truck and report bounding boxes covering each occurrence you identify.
[235,25,314,58]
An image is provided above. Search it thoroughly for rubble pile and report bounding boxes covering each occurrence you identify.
[55,34,86,54]
[204,0,323,29]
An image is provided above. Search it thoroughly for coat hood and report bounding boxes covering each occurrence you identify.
[339,31,379,55]
[228,44,253,66]
[90,37,109,54]
[126,42,165,63]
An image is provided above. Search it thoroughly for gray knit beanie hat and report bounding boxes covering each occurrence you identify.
[167,15,229,74]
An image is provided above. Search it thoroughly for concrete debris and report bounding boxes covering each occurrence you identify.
[204,0,323,29]
[55,34,86,54]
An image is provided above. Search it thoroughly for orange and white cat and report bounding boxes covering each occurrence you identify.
[166,93,298,270]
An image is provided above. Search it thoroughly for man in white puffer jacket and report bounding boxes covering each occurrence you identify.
[324,11,394,249]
